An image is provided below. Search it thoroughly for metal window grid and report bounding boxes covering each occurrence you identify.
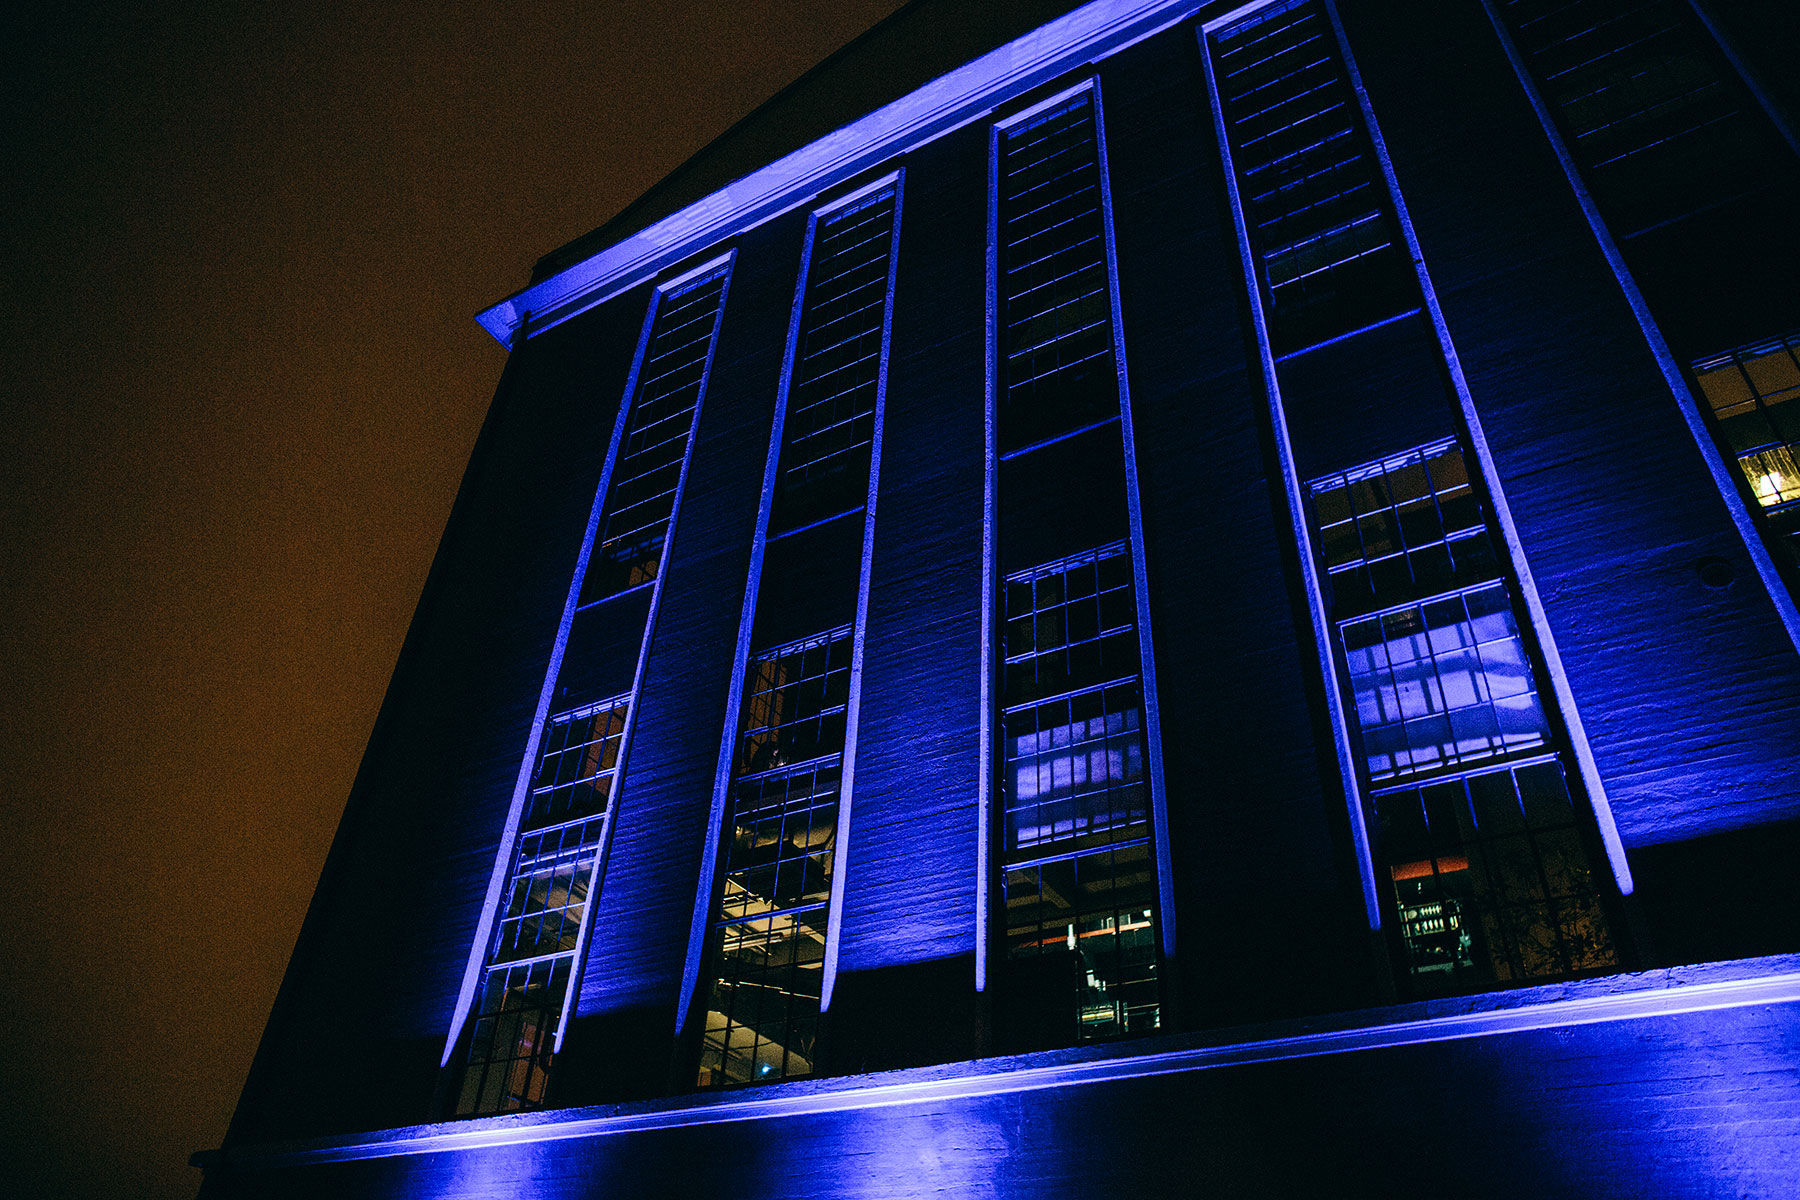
[1341,581,1553,783]
[1211,0,1407,346]
[581,268,729,602]
[456,957,571,1116]
[1001,841,1160,1040]
[1373,757,1617,991]
[699,628,853,1087]
[996,90,1119,449]
[1495,0,1780,231]
[1309,440,1500,618]
[457,698,628,1115]
[774,187,899,527]
[1693,334,1800,514]
[997,545,1159,1039]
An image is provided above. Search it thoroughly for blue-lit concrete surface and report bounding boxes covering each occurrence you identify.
[198,956,1800,1197]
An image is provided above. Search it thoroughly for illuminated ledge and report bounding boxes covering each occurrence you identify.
[475,0,1215,348]
[195,954,1800,1173]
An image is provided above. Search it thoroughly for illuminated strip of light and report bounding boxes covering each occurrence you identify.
[475,0,1228,348]
[1198,17,1383,928]
[821,170,906,1012]
[1090,79,1181,964]
[200,959,1800,1172]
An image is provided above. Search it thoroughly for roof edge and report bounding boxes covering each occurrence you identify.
[475,0,1229,349]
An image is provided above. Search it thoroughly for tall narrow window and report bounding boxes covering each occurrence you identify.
[999,546,1158,1041]
[1307,441,1617,993]
[457,701,627,1115]
[455,261,730,1116]
[996,89,1119,453]
[700,629,851,1086]
[772,186,899,532]
[581,268,731,602]
[1209,0,1413,351]
[694,179,900,1087]
[1693,334,1800,567]
[1494,0,1786,234]
[989,85,1164,1047]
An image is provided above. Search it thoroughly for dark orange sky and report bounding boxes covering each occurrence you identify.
[0,3,903,1196]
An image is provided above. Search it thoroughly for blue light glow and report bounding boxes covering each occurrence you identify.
[206,958,1800,1173]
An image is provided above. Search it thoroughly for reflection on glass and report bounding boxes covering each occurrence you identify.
[1310,440,1495,618]
[1341,583,1550,781]
[1378,761,1615,990]
[999,546,1159,1041]
[1309,441,1618,996]
[1003,844,1159,1040]
[458,698,630,1116]
[699,629,852,1088]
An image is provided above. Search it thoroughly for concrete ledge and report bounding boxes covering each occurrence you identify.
[195,953,1800,1173]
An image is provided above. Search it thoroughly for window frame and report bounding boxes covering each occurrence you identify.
[981,76,1176,1015]
[443,254,734,1113]
[677,172,904,1087]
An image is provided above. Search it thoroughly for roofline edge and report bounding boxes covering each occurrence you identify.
[473,0,1220,349]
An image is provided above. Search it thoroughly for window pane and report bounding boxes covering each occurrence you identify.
[1497,0,1787,233]
[1377,762,1616,992]
[772,187,900,531]
[1310,440,1499,617]
[998,544,1159,1039]
[1210,0,1413,350]
[996,91,1120,451]
[1003,843,1159,1040]
[582,268,729,602]
[700,629,852,1088]
[457,698,629,1116]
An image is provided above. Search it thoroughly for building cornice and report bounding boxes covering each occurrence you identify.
[196,955,1800,1174]
[475,0,1222,349]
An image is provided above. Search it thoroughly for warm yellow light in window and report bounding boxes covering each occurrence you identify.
[1741,446,1800,508]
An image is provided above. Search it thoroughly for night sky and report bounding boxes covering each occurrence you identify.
[0,3,903,1196]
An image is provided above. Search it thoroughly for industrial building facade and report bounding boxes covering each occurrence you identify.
[199,0,1800,1195]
